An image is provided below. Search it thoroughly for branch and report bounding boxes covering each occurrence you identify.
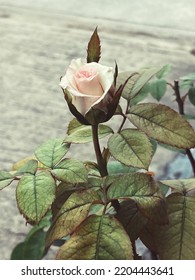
[174,80,195,176]
[92,124,120,211]
[92,124,108,177]
[174,80,184,115]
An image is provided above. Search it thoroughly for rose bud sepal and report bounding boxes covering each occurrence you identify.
[84,71,132,125]
[84,85,122,125]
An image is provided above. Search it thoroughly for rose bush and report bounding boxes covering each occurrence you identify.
[1,27,195,261]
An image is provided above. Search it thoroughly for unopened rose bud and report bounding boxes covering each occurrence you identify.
[60,58,121,125]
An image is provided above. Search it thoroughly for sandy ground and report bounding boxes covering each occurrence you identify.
[0,0,195,259]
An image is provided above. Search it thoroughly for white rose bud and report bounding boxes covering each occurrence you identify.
[60,58,122,125]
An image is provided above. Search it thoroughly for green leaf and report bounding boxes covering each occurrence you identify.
[108,129,153,169]
[51,182,76,217]
[85,162,103,191]
[12,155,47,171]
[0,171,14,190]
[117,71,138,100]
[150,79,167,101]
[184,114,195,120]
[150,138,158,155]
[115,200,148,241]
[140,183,195,259]
[87,27,101,63]
[16,171,56,223]
[158,142,185,154]
[160,178,195,193]
[118,66,163,100]
[180,72,195,81]
[88,176,103,190]
[46,189,100,248]
[65,119,113,143]
[179,80,193,89]
[11,221,48,260]
[35,138,70,168]
[56,215,133,260]
[107,173,168,224]
[156,64,172,79]
[128,103,195,149]
[11,242,26,260]
[67,118,82,135]
[84,163,102,189]
[107,161,139,175]
[51,159,87,184]
[130,83,150,106]
[15,159,38,175]
[158,181,170,196]
[179,73,195,89]
[11,213,50,260]
[188,87,195,106]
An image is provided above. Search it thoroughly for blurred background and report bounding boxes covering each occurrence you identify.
[0,0,195,259]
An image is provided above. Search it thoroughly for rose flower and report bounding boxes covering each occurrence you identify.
[60,58,122,125]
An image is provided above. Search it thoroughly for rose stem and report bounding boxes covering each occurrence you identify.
[174,80,195,176]
[92,124,120,211]
[92,124,107,177]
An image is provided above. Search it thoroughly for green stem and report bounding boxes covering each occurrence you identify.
[117,113,127,133]
[92,124,108,177]
[117,100,130,133]
[92,124,120,211]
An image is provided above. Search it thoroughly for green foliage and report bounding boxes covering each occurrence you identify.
[150,79,167,101]
[16,171,56,223]
[0,171,15,190]
[65,118,113,143]
[56,215,133,260]
[128,103,195,148]
[115,200,148,242]
[11,214,51,260]
[108,129,153,169]
[107,161,139,175]
[180,72,195,94]
[179,72,195,107]
[140,179,195,259]
[156,64,172,79]
[1,28,195,260]
[180,72,195,82]
[107,173,167,224]
[51,159,88,183]
[117,66,163,101]
[130,83,150,106]
[35,138,70,168]
[188,87,195,106]
[15,159,38,175]
[46,189,101,248]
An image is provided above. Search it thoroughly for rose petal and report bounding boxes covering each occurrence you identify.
[60,58,84,90]
[73,96,100,115]
[74,66,103,97]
